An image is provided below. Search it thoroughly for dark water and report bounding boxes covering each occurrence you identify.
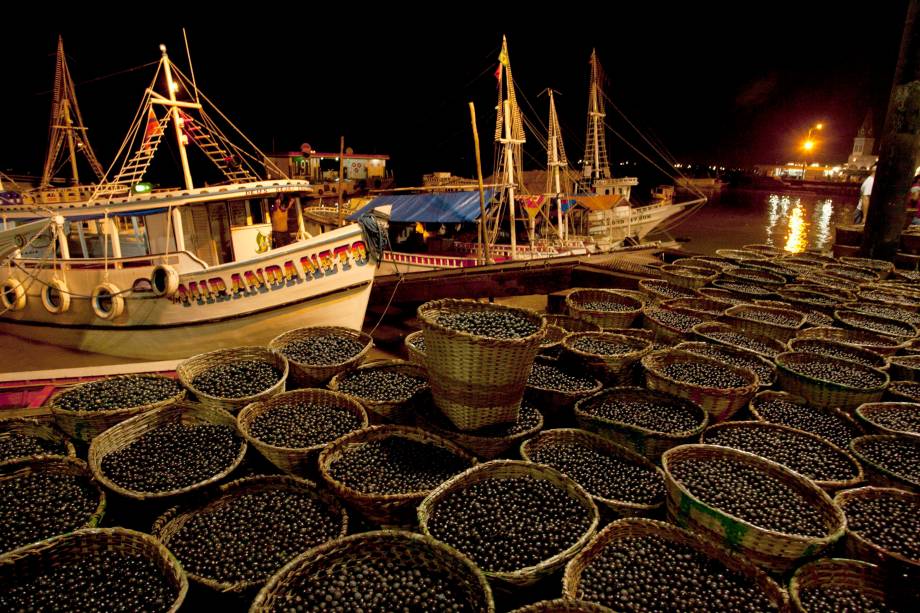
[666,188,858,255]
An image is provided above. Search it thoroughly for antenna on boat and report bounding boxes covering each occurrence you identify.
[183,28,200,104]
[494,35,526,260]
[41,36,105,188]
[584,49,611,182]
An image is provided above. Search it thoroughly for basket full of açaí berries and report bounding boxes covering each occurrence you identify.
[417,299,546,431]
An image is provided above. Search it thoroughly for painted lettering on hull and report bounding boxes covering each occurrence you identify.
[170,240,368,306]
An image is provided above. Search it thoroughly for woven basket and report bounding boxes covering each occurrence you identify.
[508,599,613,613]
[318,425,476,526]
[524,356,603,421]
[794,278,860,298]
[675,341,777,388]
[88,402,246,501]
[662,296,732,319]
[790,558,897,613]
[858,286,920,311]
[855,401,920,436]
[269,326,372,387]
[904,337,920,355]
[714,248,768,263]
[543,314,602,333]
[824,263,882,283]
[743,243,786,256]
[849,434,920,491]
[642,349,759,422]
[834,309,919,340]
[692,321,788,358]
[672,257,725,273]
[724,304,806,343]
[418,460,599,587]
[722,266,787,287]
[0,418,75,464]
[637,279,697,303]
[776,287,843,313]
[177,346,288,414]
[562,518,789,610]
[795,326,906,356]
[560,332,652,385]
[0,457,106,555]
[784,252,837,266]
[642,305,706,344]
[404,330,426,366]
[250,530,494,613]
[840,256,895,278]
[237,389,368,476]
[748,390,864,450]
[659,264,718,289]
[885,380,920,402]
[753,298,794,308]
[843,300,920,326]
[0,528,188,612]
[538,324,570,356]
[417,299,545,431]
[700,420,864,491]
[803,309,836,327]
[49,374,186,442]
[834,486,920,576]
[520,428,665,517]
[152,475,348,593]
[574,387,708,461]
[695,286,751,305]
[328,359,429,424]
[787,338,889,370]
[661,444,846,573]
[710,279,777,299]
[689,255,735,270]
[742,260,802,281]
[565,289,643,329]
[775,352,889,411]
[416,401,544,460]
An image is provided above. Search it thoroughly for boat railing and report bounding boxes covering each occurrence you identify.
[14,250,208,272]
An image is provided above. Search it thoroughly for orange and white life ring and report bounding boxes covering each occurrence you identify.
[0,278,26,311]
[92,282,125,320]
[41,279,71,314]
[151,264,179,298]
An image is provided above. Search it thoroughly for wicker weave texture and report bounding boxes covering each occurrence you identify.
[177,346,288,414]
[0,418,75,464]
[269,326,372,387]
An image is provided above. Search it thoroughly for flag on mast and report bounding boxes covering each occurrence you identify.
[142,109,160,150]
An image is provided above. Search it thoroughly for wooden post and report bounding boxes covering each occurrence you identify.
[337,136,345,227]
[862,0,920,259]
[469,102,490,264]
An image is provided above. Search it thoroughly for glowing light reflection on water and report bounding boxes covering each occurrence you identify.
[784,203,808,253]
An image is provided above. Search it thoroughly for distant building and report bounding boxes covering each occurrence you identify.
[265,144,393,197]
[846,110,878,170]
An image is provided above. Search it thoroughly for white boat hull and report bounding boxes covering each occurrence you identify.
[0,224,376,360]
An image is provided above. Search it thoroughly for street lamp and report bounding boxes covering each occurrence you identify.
[801,123,823,181]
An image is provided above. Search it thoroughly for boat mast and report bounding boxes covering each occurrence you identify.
[583,49,611,182]
[495,35,526,259]
[160,45,194,190]
[546,89,568,240]
[41,36,104,188]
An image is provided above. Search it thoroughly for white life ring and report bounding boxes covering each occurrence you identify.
[41,279,71,314]
[0,278,26,311]
[151,264,180,298]
[92,282,125,320]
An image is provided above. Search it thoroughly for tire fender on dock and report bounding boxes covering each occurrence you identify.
[92,282,125,320]
[151,264,179,298]
[41,279,71,314]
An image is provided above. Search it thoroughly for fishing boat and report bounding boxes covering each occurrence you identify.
[355,40,704,275]
[0,43,378,360]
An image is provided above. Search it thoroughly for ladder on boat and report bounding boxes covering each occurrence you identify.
[94,115,172,197]
[186,119,257,183]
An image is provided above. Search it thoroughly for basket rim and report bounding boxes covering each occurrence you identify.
[0,526,189,612]
[795,326,907,350]
[642,305,708,334]
[833,486,920,567]
[417,401,544,444]
[417,459,599,583]
[663,296,733,314]
[673,341,777,386]
[574,386,709,439]
[176,346,289,406]
[840,256,896,271]
[849,434,920,489]
[789,557,886,609]
[691,321,787,358]
[525,356,603,398]
[48,373,186,419]
[519,428,665,513]
[722,266,787,285]
[659,264,719,281]
[565,288,645,312]
[642,348,760,392]
[267,325,374,370]
[250,529,495,613]
[237,388,369,455]
[774,351,890,394]
[661,444,847,545]
[317,424,478,504]
[833,309,919,338]
[787,338,889,369]
[710,279,776,297]
[560,332,652,362]
[0,417,76,462]
[87,402,247,500]
[152,474,349,593]
[699,420,865,489]
[327,359,429,408]
[724,303,806,330]
[561,517,789,608]
[637,278,698,299]
[541,314,602,333]
[854,401,920,436]
[417,298,547,345]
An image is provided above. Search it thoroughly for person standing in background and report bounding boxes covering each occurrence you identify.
[271,196,294,248]
[854,166,876,224]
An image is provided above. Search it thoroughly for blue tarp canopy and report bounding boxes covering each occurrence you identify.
[347,190,494,223]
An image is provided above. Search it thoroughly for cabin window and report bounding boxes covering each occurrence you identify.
[249,199,267,224]
[180,203,234,266]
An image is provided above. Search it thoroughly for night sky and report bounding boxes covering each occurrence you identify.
[0,3,910,188]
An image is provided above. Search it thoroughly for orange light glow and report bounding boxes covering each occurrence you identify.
[784,203,808,253]
[803,140,815,151]
[415,221,431,239]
